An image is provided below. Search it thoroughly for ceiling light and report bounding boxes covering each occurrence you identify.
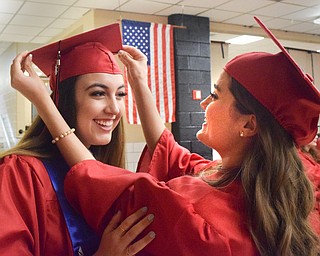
[317,49,320,53]
[226,35,264,45]
[314,18,320,25]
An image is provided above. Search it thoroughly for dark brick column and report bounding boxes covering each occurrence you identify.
[168,14,212,160]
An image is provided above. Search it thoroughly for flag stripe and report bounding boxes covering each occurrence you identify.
[167,26,176,122]
[165,26,171,121]
[162,25,169,121]
[153,23,160,115]
[124,68,131,124]
[157,24,164,120]
[150,23,157,111]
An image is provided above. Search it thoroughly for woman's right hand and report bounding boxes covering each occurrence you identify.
[93,207,155,256]
[10,51,49,107]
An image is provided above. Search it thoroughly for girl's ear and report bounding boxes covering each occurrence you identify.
[242,114,258,137]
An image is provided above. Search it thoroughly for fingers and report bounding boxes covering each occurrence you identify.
[122,211,156,256]
[119,209,155,255]
[11,51,28,90]
[118,50,130,66]
[11,51,28,77]
[128,231,156,255]
[123,211,155,240]
[119,206,148,229]
[118,207,155,245]
[13,50,29,64]
[121,211,154,239]
[103,210,122,234]
[10,51,48,104]
[10,51,37,80]
[94,208,155,256]
[23,54,38,77]
[122,45,145,59]
[118,46,148,67]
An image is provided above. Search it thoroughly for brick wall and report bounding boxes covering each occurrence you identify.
[168,14,212,160]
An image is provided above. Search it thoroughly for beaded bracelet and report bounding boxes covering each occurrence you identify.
[51,128,75,144]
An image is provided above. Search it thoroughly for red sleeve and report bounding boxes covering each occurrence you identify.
[0,155,45,255]
[0,155,73,256]
[65,160,258,255]
[137,129,212,181]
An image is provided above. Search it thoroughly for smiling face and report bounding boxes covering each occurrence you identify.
[74,73,125,148]
[196,71,248,158]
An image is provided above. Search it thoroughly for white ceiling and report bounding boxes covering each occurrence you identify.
[1,0,320,56]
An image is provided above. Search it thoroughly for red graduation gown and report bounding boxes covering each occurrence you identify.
[0,155,73,255]
[65,129,259,255]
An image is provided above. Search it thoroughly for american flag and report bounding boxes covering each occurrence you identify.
[121,19,176,124]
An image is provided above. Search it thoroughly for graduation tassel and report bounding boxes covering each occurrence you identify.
[53,40,61,105]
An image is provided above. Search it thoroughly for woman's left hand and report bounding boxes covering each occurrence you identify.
[93,207,155,256]
[118,45,148,91]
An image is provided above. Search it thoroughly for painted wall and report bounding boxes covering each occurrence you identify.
[0,42,41,151]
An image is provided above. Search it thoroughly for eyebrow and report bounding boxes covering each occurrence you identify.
[86,83,125,91]
[213,83,221,92]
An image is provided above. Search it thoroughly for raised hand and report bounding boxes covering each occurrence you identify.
[118,45,148,90]
[11,51,50,107]
[117,45,165,153]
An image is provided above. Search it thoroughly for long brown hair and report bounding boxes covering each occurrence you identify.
[203,78,319,255]
[1,76,126,168]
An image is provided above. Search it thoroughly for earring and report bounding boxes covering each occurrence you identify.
[240,131,244,137]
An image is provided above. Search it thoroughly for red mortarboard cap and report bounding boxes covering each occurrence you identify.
[30,23,123,103]
[224,16,320,146]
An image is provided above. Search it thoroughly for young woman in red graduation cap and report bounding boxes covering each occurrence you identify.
[11,17,320,255]
[0,24,155,256]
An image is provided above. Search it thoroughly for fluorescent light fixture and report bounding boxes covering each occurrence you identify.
[317,49,320,53]
[226,35,264,45]
[313,17,320,25]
